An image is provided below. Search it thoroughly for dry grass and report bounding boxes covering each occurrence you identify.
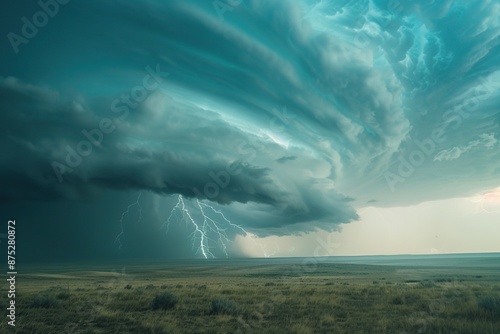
[1,261,499,333]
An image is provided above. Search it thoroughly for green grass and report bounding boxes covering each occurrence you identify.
[1,261,499,333]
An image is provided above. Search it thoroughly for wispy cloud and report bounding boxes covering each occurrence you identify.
[434,134,498,162]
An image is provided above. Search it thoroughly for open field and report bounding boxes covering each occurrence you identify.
[1,257,500,333]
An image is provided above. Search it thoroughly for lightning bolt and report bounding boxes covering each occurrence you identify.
[114,192,276,258]
[161,194,213,258]
[242,232,281,258]
[161,194,276,259]
[114,192,143,250]
[161,195,248,259]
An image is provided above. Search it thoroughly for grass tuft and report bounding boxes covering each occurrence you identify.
[477,296,500,313]
[56,291,70,300]
[151,292,179,310]
[210,298,239,315]
[30,295,57,308]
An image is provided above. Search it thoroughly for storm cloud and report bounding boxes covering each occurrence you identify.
[0,0,498,259]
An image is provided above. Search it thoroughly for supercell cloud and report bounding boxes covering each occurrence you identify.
[0,0,498,258]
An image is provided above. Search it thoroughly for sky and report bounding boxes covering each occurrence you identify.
[0,0,499,261]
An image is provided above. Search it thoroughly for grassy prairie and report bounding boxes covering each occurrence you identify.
[1,259,500,333]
